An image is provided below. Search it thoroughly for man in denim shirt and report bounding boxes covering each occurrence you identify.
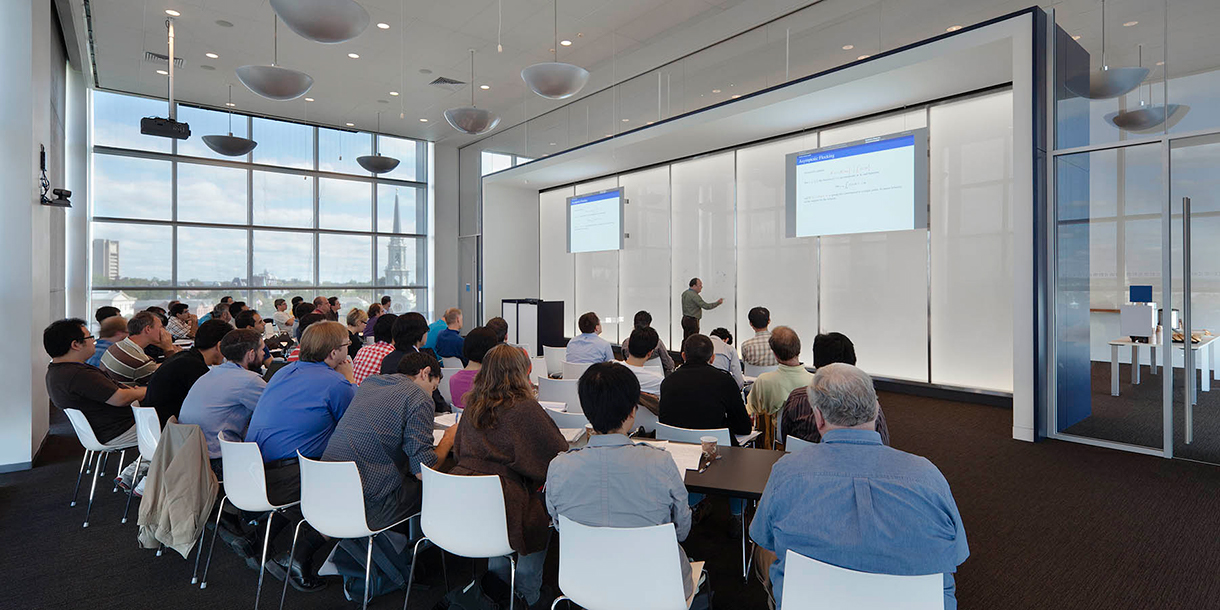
[750,363,969,609]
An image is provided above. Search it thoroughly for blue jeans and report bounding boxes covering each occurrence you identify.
[489,544,548,605]
[689,493,744,516]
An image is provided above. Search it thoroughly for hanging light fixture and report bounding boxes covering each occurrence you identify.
[357,113,401,173]
[237,16,314,101]
[1106,45,1185,131]
[203,85,259,156]
[521,0,589,99]
[1064,0,1148,99]
[445,49,501,135]
[269,0,369,44]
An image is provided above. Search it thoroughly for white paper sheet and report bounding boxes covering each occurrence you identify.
[559,427,587,443]
[434,413,459,429]
[639,440,705,472]
[540,401,567,412]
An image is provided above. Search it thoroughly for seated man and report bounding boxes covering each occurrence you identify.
[745,327,812,446]
[352,313,397,385]
[434,307,466,364]
[234,309,273,368]
[285,313,327,362]
[209,302,233,328]
[95,305,121,325]
[423,315,447,351]
[565,312,614,364]
[179,327,268,475]
[244,321,357,592]
[546,362,695,599]
[620,326,664,397]
[166,302,196,340]
[143,319,231,425]
[739,307,777,367]
[381,313,450,414]
[780,332,890,445]
[100,311,178,385]
[271,298,294,331]
[751,364,968,608]
[619,310,674,375]
[87,315,127,368]
[324,352,457,530]
[659,334,752,443]
[447,327,499,411]
[709,327,744,389]
[44,318,145,445]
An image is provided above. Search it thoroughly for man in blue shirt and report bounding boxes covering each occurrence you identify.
[565,312,614,364]
[750,363,968,609]
[244,320,357,593]
[423,316,447,351]
[434,307,466,364]
[87,315,127,368]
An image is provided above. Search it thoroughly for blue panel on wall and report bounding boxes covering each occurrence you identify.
[1129,285,1153,303]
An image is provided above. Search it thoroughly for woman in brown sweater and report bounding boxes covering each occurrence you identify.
[450,344,568,607]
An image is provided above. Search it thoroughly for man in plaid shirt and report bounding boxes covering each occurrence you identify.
[740,307,777,367]
[352,313,398,384]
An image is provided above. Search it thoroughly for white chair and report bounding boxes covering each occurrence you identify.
[655,423,730,446]
[744,363,779,378]
[198,434,301,605]
[545,409,589,429]
[442,356,464,369]
[282,454,417,610]
[643,358,664,372]
[407,464,519,610]
[635,407,659,434]
[63,408,137,528]
[551,516,702,610]
[529,357,547,384]
[784,435,815,453]
[121,405,162,524]
[537,378,581,412]
[780,549,943,610]
[544,346,567,378]
[561,361,592,380]
[438,367,464,404]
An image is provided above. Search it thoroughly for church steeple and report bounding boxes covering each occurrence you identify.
[383,189,411,286]
[392,191,402,234]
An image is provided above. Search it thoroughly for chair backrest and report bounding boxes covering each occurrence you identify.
[543,346,567,376]
[555,515,688,610]
[785,435,815,453]
[656,423,730,446]
[298,454,375,539]
[562,361,592,380]
[781,549,944,610]
[635,407,659,434]
[537,377,581,411]
[63,408,108,451]
[438,367,464,404]
[217,433,278,512]
[442,356,464,369]
[545,408,589,429]
[420,464,513,558]
[643,358,664,371]
[744,363,779,378]
[529,357,547,384]
[131,405,162,458]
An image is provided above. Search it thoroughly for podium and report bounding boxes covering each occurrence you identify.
[501,299,564,357]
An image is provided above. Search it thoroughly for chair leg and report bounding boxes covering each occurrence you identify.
[98,450,110,478]
[70,450,91,507]
[198,496,228,587]
[113,449,127,492]
[403,536,429,610]
[363,535,375,610]
[550,596,571,610]
[83,451,105,528]
[439,544,449,593]
[508,556,517,610]
[157,543,164,557]
[277,517,304,610]
[121,455,141,524]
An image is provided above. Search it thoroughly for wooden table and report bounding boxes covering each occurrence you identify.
[683,445,785,501]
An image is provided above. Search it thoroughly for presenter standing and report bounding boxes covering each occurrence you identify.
[680,278,723,341]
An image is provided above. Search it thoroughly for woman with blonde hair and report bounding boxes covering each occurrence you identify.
[450,344,567,607]
[345,307,368,359]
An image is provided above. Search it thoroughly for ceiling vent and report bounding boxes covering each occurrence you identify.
[428,76,466,92]
[145,51,185,68]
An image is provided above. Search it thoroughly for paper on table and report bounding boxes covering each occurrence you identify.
[539,401,566,412]
[433,429,445,446]
[639,439,704,472]
[434,412,458,429]
[559,428,586,443]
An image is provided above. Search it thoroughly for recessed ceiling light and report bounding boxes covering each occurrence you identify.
[389,91,399,96]
[946,25,962,32]
[1123,20,1138,27]
[560,40,572,46]
[346,122,355,127]
[842,44,854,50]
[621,118,629,122]
[712,89,721,93]
[549,142,556,146]
[165,9,181,17]
[1072,35,1082,40]
[419,118,428,122]
[304,97,315,102]
[225,102,236,107]
[348,53,360,59]
[857,54,870,60]
[1156,61,1165,66]
[480,84,490,90]
[377,22,390,29]
[205,52,219,59]
[155,69,168,75]
[215,19,233,27]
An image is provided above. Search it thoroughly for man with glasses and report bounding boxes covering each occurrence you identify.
[44,319,145,445]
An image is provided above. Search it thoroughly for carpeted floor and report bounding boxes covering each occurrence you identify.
[5,393,1220,609]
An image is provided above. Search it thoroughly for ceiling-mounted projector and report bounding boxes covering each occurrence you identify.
[140,117,191,140]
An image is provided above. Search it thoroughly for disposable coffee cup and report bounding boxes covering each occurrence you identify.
[700,435,719,458]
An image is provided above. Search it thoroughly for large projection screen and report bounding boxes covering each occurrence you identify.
[785,128,929,238]
[567,187,624,253]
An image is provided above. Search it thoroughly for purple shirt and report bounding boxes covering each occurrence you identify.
[363,315,379,338]
[449,369,477,411]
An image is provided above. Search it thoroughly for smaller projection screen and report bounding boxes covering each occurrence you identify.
[567,187,624,254]
[785,128,929,238]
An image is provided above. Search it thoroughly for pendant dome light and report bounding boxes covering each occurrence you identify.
[1106,46,1185,131]
[270,0,369,44]
[357,113,401,174]
[237,16,315,101]
[445,49,501,135]
[1064,0,1148,99]
[203,85,259,156]
[521,0,589,100]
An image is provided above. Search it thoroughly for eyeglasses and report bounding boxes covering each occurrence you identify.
[79,335,95,342]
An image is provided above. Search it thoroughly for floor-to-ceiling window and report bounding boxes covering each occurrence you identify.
[88,90,429,322]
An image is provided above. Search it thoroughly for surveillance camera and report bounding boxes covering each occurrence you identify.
[53,188,72,198]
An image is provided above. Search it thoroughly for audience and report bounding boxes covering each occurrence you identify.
[87,315,127,368]
[447,327,499,411]
[199,296,233,325]
[291,296,304,308]
[94,306,120,326]
[751,364,968,609]
[746,326,812,447]
[244,321,357,592]
[739,307,776,367]
[352,313,397,385]
[326,296,341,321]
[100,311,178,385]
[291,301,315,339]
[344,308,368,360]
[227,301,249,324]
[166,303,195,340]
[311,296,330,318]
[362,303,383,338]
[323,351,457,530]
[546,362,695,599]
[485,316,509,344]
[44,318,144,445]
[180,328,267,474]
[143,319,231,425]
[380,295,392,311]
[209,303,233,327]
[235,310,274,366]
[565,312,614,364]
[423,314,446,350]
[449,345,568,608]
[620,326,664,396]
[780,332,890,446]
[709,327,744,389]
[434,308,466,364]
[381,312,449,413]
[619,310,674,375]
[285,313,327,362]
[271,298,294,331]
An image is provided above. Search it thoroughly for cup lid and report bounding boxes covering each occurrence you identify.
[699,435,718,443]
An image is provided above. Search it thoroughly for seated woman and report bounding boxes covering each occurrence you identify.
[447,327,499,411]
[450,345,568,608]
[345,308,368,360]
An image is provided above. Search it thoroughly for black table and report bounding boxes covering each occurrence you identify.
[683,445,786,501]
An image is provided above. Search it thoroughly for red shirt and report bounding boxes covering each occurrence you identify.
[353,342,396,385]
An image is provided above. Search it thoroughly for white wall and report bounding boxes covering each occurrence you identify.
[433,143,460,317]
[482,183,540,322]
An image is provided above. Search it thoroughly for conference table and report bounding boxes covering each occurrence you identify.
[1109,334,1217,397]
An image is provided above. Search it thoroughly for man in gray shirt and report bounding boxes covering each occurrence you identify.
[680,277,723,341]
[546,362,695,598]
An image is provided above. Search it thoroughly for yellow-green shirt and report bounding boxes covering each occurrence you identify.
[747,363,813,416]
[680,288,720,319]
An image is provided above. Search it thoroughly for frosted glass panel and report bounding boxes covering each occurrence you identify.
[736,134,819,360]
[573,178,622,343]
[539,187,576,336]
[620,166,672,350]
[930,92,1014,392]
[819,110,927,147]
[671,153,737,348]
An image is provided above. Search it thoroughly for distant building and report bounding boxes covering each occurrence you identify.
[92,239,119,281]
[383,191,413,286]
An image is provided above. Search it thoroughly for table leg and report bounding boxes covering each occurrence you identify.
[1202,344,1211,393]
[1111,345,1120,397]
[1150,346,1158,375]
[1131,344,1141,385]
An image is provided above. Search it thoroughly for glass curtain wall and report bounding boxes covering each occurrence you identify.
[89,90,429,322]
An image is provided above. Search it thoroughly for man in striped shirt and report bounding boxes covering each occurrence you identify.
[100,311,179,385]
[352,314,397,384]
[740,306,778,367]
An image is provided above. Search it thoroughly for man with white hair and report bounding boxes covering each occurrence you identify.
[749,363,969,609]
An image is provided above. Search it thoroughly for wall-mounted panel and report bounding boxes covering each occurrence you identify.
[620,166,673,350]
[671,152,737,348]
[539,187,576,336]
[574,178,622,342]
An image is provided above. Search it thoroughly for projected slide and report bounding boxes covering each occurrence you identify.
[786,129,928,238]
[567,188,624,253]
